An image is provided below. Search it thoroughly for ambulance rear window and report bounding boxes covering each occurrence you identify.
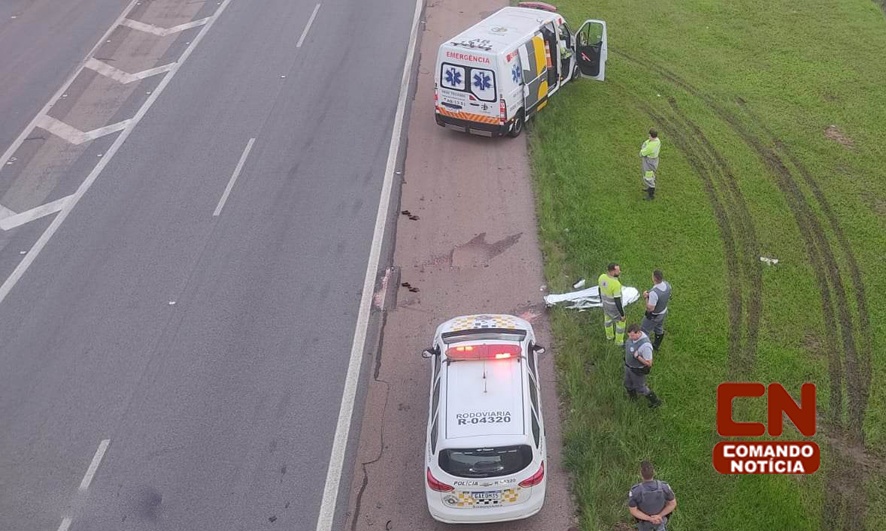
[440,62,497,102]
[439,445,533,478]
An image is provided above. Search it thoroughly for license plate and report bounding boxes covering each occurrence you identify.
[441,100,463,110]
[472,490,500,501]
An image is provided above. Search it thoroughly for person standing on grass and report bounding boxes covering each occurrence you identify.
[641,270,671,351]
[624,324,662,408]
[628,460,677,531]
[640,129,661,200]
[598,263,626,346]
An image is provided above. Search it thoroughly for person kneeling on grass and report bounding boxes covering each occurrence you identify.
[628,460,677,531]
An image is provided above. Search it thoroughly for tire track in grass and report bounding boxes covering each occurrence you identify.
[733,102,874,529]
[612,49,869,529]
[736,99,873,439]
[665,96,764,376]
[631,97,761,379]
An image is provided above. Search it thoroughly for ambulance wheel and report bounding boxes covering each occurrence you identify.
[572,64,580,81]
[508,112,524,138]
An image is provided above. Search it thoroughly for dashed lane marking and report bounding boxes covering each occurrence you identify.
[213,138,255,217]
[79,439,111,491]
[296,4,321,48]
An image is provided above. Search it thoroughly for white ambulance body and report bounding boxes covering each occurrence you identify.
[421,314,548,524]
[434,4,608,137]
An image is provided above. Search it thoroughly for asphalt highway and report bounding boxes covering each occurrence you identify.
[0,1,414,529]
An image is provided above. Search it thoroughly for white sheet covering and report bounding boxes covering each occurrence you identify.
[544,285,641,311]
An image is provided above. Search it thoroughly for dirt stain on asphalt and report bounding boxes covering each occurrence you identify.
[450,232,522,268]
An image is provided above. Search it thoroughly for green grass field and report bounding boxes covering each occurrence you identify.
[525,1,886,529]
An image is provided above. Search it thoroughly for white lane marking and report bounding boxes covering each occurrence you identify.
[35,115,131,145]
[85,58,175,84]
[0,0,235,306]
[313,0,423,528]
[57,517,72,531]
[78,439,110,491]
[0,195,71,231]
[120,16,211,37]
[213,138,255,217]
[0,204,17,220]
[296,4,321,48]
[0,0,142,169]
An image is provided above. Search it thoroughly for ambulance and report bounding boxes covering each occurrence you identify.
[434,3,608,137]
[421,314,548,523]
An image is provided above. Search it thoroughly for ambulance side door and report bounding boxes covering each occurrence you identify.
[557,21,577,82]
[575,19,608,81]
[541,22,559,92]
[518,33,550,118]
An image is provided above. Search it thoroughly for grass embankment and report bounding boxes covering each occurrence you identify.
[526,1,886,529]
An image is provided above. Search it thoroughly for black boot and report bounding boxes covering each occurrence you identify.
[646,392,662,408]
[653,333,665,351]
[627,390,638,400]
[644,187,655,201]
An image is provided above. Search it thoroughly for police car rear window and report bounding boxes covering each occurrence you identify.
[439,445,533,478]
[441,329,526,345]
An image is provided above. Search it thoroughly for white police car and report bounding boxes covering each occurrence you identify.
[421,314,547,523]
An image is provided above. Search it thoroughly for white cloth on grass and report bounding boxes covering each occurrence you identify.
[544,285,641,311]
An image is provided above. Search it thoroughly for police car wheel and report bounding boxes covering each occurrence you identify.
[507,112,524,138]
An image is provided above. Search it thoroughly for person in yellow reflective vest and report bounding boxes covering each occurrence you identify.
[598,263,626,345]
[640,129,661,200]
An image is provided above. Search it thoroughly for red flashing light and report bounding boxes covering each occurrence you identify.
[427,468,454,492]
[518,461,545,488]
[446,344,521,361]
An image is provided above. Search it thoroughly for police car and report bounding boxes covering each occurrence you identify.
[421,314,547,523]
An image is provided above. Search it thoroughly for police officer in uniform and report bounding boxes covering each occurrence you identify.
[641,270,671,351]
[628,461,677,531]
[598,263,626,346]
[624,324,662,408]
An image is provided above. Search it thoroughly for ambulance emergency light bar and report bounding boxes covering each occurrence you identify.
[517,1,558,12]
[445,344,522,361]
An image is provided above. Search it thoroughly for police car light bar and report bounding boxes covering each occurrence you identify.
[445,344,522,361]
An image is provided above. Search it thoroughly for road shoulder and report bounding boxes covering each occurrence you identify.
[344,1,577,529]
